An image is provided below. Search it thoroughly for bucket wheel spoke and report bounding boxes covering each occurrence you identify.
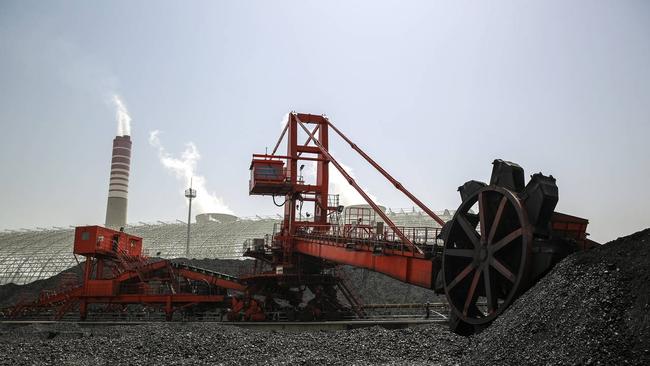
[490,257,516,283]
[456,214,480,248]
[447,262,476,291]
[483,266,496,314]
[492,228,523,252]
[487,196,507,244]
[463,269,482,316]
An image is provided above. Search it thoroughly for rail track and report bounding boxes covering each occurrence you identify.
[0,317,446,332]
[1,302,450,331]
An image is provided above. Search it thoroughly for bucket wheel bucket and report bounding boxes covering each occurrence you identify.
[442,186,533,334]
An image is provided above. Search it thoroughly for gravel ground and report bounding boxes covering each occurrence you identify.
[0,323,468,366]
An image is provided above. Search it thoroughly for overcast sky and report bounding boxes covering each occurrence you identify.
[0,1,648,243]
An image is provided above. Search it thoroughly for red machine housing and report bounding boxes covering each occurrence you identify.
[8,226,245,321]
[249,159,290,195]
[74,226,142,257]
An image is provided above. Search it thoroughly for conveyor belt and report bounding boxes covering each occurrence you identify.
[170,262,240,283]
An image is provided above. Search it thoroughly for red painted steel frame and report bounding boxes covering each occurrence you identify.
[14,226,245,320]
[294,239,436,288]
[326,122,445,227]
[175,268,246,291]
[253,112,444,290]
[277,114,332,260]
[293,115,421,254]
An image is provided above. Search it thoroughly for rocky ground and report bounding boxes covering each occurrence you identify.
[0,323,467,366]
[1,229,648,365]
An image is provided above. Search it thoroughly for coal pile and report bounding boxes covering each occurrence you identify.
[341,266,441,304]
[462,228,650,365]
[0,265,84,308]
[0,322,468,366]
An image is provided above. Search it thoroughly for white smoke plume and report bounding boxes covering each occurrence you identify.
[330,161,379,206]
[148,130,233,215]
[112,94,132,136]
[306,161,377,207]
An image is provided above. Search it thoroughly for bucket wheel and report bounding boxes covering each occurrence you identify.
[442,186,533,333]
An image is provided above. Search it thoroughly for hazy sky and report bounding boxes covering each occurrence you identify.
[0,1,648,243]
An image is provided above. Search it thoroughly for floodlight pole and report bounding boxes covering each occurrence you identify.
[184,178,197,257]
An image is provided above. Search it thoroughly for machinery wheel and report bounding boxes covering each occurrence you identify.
[442,186,532,328]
